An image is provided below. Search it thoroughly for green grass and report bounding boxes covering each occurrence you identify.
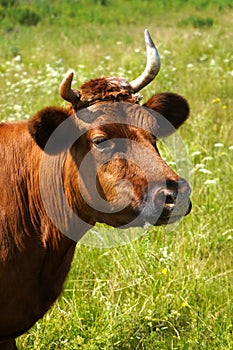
[0,0,233,349]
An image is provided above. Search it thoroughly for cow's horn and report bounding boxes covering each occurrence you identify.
[59,70,80,105]
[130,29,160,92]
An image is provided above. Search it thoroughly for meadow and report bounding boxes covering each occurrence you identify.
[0,0,233,348]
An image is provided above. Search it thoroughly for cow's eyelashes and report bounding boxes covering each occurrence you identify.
[92,137,114,151]
[92,137,107,145]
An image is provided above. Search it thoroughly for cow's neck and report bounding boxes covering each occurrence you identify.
[62,151,96,229]
[36,147,93,243]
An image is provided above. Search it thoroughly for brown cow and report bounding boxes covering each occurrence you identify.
[0,30,191,349]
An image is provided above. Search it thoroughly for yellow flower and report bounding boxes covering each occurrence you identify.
[222,105,227,110]
[161,268,168,275]
[182,301,188,308]
[211,97,221,103]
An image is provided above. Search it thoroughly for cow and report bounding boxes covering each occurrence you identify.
[0,29,191,349]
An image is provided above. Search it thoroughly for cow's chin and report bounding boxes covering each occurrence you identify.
[140,200,192,227]
[100,200,192,229]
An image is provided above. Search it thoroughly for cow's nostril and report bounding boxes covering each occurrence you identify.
[165,193,176,205]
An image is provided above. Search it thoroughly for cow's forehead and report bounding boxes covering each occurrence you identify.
[77,102,158,135]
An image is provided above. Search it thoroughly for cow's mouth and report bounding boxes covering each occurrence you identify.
[150,200,192,226]
[135,201,192,226]
[108,198,192,228]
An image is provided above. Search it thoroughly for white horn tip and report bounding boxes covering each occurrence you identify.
[144,28,160,69]
[63,69,75,80]
[144,29,154,48]
[130,29,160,92]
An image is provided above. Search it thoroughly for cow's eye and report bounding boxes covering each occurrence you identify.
[92,137,114,151]
[92,137,107,146]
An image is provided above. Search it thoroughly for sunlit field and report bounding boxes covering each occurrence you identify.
[0,0,233,349]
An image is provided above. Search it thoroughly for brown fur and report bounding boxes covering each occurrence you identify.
[0,121,76,342]
[144,92,190,136]
[0,77,191,348]
[77,77,138,108]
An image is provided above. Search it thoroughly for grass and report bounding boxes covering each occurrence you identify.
[0,0,233,348]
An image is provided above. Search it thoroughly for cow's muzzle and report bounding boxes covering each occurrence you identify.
[139,178,192,226]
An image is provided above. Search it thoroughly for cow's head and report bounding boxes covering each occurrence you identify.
[29,30,192,232]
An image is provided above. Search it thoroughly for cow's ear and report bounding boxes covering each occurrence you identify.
[143,92,190,137]
[28,106,72,152]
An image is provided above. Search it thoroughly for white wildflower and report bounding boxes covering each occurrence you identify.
[203,156,213,161]
[191,151,201,157]
[210,59,216,66]
[195,163,205,169]
[200,55,208,62]
[199,168,212,174]
[194,30,202,36]
[13,105,22,111]
[214,143,224,148]
[229,145,233,150]
[204,179,218,185]
[13,55,21,62]
[8,116,17,122]
[159,246,174,263]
